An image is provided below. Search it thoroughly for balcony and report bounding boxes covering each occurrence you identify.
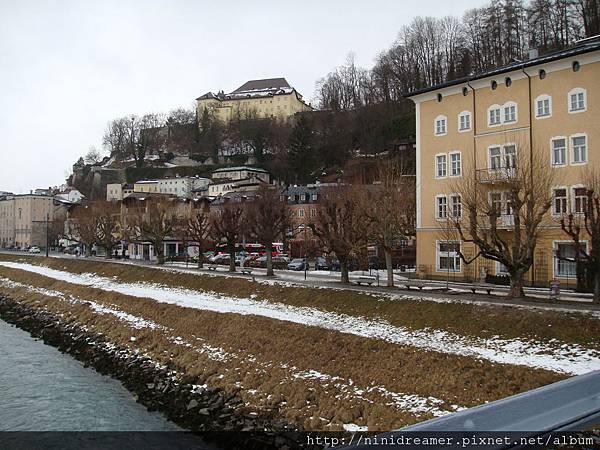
[476,167,518,184]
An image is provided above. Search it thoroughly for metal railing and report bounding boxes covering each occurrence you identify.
[343,371,600,449]
[476,167,519,184]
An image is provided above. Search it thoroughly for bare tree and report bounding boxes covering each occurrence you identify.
[368,160,416,287]
[96,201,122,259]
[247,185,291,276]
[187,206,212,268]
[210,199,246,272]
[449,149,555,298]
[560,169,600,303]
[135,197,178,265]
[310,185,373,283]
[84,146,103,165]
[68,203,99,256]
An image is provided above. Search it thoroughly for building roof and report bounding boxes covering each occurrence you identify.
[406,35,600,97]
[232,78,290,93]
[196,78,295,101]
[212,166,270,174]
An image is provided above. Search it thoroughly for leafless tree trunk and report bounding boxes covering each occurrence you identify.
[560,170,600,303]
[135,198,178,265]
[310,185,373,283]
[210,200,246,273]
[247,185,291,277]
[368,159,416,287]
[449,148,554,299]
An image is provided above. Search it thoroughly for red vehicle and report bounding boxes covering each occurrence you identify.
[215,242,284,256]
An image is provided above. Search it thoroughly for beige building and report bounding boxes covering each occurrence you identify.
[0,194,60,248]
[408,37,600,287]
[196,78,312,124]
[133,180,159,194]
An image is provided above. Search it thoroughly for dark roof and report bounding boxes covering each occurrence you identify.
[406,36,600,97]
[232,78,290,93]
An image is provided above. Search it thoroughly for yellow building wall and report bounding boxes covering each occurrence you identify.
[197,92,311,124]
[413,53,600,286]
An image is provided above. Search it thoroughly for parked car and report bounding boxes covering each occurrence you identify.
[28,246,41,254]
[250,255,289,269]
[315,257,330,271]
[210,253,230,265]
[287,258,306,271]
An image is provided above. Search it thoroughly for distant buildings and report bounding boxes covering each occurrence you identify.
[196,78,312,124]
[0,193,69,249]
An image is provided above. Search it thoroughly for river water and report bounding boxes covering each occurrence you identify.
[0,318,179,431]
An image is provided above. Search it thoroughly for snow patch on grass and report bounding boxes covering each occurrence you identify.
[2,262,599,376]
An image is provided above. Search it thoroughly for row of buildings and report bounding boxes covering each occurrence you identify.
[105,166,273,202]
[407,35,600,287]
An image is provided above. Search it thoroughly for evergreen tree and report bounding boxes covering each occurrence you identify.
[288,116,316,184]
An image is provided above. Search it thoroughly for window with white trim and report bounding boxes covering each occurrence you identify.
[568,88,586,112]
[450,152,461,176]
[437,241,461,272]
[551,138,567,166]
[450,194,462,218]
[536,95,552,118]
[571,135,587,164]
[503,103,517,123]
[436,195,447,219]
[434,116,447,135]
[489,192,503,215]
[488,106,501,125]
[489,146,501,170]
[497,262,509,275]
[299,208,305,218]
[555,241,586,278]
[436,154,447,177]
[489,144,516,170]
[553,188,568,215]
[458,111,471,131]
[503,144,516,168]
[573,187,588,214]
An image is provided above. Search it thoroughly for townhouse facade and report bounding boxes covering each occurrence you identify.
[0,194,66,248]
[408,37,600,287]
[196,78,312,124]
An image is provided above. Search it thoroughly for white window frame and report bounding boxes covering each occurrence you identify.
[488,191,505,215]
[488,105,502,126]
[450,193,462,218]
[570,133,587,165]
[568,87,587,113]
[449,151,461,177]
[458,111,471,132]
[552,186,569,216]
[503,101,518,123]
[571,184,588,215]
[535,94,552,119]
[434,115,447,136]
[496,261,510,276]
[488,144,517,171]
[435,194,447,219]
[550,136,568,167]
[436,240,462,272]
[553,240,588,279]
[435,153,447,178]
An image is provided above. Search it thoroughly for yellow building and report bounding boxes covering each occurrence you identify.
[196,78,312,124]
[133,180,159,194]
[407,37,600,287]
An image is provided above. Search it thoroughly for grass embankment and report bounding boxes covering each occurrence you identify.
[0,264,564,431]
[0,254,598,349]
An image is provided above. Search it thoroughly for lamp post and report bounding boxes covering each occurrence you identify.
[45,212,49,258]
[303,224,308,280]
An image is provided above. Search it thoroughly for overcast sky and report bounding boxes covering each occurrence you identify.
[0,0,486,194]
